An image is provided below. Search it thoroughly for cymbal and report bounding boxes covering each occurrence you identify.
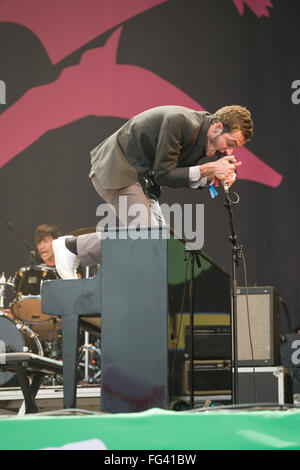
[65,226,96,237]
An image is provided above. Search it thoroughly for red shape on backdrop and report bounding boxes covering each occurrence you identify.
[232,0,273,18]
[0,0,166,64]
[0,1,282,188]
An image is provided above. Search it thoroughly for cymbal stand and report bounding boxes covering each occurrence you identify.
[0,272,5,310]
[184,248,202,410]
[83,266,91,382]
[0,211,38,264]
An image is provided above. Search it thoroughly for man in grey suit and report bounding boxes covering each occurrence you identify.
[52,105,253,279]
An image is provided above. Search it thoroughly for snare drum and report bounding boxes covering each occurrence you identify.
[0,312,43,386]
[11,265,61,340]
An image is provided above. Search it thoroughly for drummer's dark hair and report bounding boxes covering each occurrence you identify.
[34,224,61,245]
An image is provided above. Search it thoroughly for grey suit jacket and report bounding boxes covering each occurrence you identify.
[89,106,212,189]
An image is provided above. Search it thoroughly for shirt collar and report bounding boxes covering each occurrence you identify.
[198,114,213,156]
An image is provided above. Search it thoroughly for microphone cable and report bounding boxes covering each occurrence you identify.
[169,252,190,402]
[240,250,258,403]
[224,184,257,403]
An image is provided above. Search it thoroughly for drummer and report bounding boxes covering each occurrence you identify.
[35,224,83,277]
[3,224,61,319]
[34,223,62,269]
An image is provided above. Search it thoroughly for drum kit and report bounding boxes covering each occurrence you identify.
[0,225,101,388]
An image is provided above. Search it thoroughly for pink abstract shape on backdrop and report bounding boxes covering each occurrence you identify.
[0,28,203,168]
[0,27,282,188]
[0,0,166,64]
[235,147,281,187]
[232,0,273,17]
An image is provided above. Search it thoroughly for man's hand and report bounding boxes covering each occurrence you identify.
[224,170,237,188]
[199,156,242,183]
[215,155,241,180]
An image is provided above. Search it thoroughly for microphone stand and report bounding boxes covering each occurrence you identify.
[185,248,202,409]
[0,211,38,265]
[223,188,242,405]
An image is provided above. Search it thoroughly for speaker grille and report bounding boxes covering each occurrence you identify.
[237,293,271,361]
[236,287,280,366]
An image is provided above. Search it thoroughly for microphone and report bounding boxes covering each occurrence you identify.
[223,180,240,204]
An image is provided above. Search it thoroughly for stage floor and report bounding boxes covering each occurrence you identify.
[0,384,101,416]
[0,384,233,416]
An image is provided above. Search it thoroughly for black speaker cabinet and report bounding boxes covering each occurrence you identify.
[184,360,232,395]
[236,287,280,366]
[238,366,293,405]
[185,326,231,360]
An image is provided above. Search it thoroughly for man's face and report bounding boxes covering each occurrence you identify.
[206,123,245,157]
[37,236,55,266]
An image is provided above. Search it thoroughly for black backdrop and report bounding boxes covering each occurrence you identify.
[0,0,299,332]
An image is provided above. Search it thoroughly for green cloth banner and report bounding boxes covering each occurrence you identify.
[1,408,300,450]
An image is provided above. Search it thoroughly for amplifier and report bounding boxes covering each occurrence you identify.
[185,326,231,360]
[236,287,280,366]
[184,360,231,395]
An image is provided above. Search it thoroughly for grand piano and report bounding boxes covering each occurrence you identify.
[41,226,231,413]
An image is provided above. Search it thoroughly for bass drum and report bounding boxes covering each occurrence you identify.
[12,265,61,340]
[13,265,59,296]
[0,313,43,386]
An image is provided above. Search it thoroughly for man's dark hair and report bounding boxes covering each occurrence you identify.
[212,105,254,142]
[34,224,61,245]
